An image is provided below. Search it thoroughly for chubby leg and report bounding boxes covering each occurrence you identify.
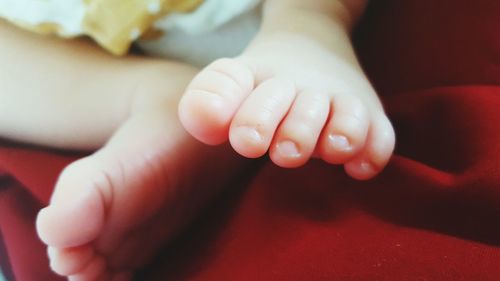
[38,107,247,280]
[0,21,249,280]
[179,0,395,179]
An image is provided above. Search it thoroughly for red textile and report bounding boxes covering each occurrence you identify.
[1,0,500,280]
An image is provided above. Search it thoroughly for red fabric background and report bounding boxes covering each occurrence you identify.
[1,0,500,280]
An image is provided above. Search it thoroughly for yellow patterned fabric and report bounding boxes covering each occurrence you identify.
[2,0,203,55]
[82,0,203,55]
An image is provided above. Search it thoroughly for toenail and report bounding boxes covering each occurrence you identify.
[235,126,263,144]
[328,134,352,152]
[359,160,376,175]
[276,140,301,158]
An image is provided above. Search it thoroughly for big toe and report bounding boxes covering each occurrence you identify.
[179,58,255,145]
[36,158,107,248]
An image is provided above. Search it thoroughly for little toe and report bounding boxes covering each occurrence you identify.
[229,78,296,158]
[270,91,330,167]
[344,113,395,180]
[318,95,369,164]
[48,246,94,276]
[179,58,255,145]
[68,255,107,281]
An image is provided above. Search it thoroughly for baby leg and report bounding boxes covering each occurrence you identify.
[0,21,249,281]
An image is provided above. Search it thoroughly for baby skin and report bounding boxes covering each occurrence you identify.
[1,0,394,281]
[179,0,394,178]
[1,22,250,280]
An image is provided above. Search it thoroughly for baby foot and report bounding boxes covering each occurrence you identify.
[179,33,395,179]
[36,109,247,281]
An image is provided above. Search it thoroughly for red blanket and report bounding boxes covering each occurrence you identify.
[1,0,499,280]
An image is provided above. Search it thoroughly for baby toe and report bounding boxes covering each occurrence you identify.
[229,78,296,158]
[344,113,395,180]
[270,91,330,167]
[179,58,255,145]
[67,255,107,281]
[318,95,370,164]
[48,246,95,276]
[36,158,107,248]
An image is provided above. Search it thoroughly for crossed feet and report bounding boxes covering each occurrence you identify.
[36,30,394,281]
